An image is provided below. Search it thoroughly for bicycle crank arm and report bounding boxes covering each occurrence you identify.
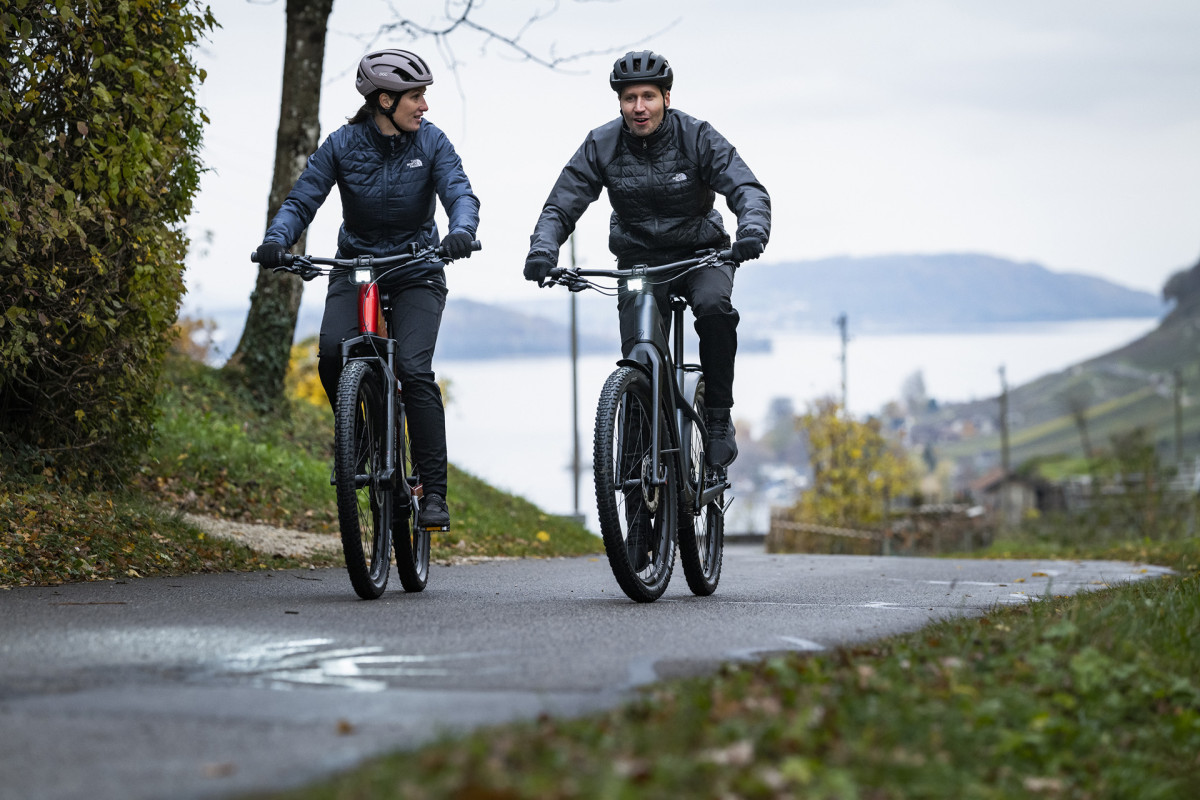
[697,482,729,508]
[694,466,732,509]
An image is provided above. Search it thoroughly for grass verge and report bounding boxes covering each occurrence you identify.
[1,354,599,588]
[256,539,1200,799]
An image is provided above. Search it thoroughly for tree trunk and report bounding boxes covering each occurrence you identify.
[223,0,333,409]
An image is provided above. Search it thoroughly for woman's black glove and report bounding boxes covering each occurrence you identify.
[441,232,474,260]
[255,241,286,268]
[730,235,764,263]
[524,256,554,285]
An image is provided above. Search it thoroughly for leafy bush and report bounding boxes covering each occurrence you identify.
[0,1,214,482]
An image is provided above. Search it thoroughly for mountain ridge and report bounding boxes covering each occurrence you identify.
[193,252,1163,362]
[732,252,1163,333]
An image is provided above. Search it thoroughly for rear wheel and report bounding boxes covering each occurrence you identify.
[593,367,677,602]
[392,405,429,592]
[334,360,392,599]
[678,377,724,596]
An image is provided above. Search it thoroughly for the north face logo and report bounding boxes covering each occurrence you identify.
[407,159,424,168]
[672,172,688,182]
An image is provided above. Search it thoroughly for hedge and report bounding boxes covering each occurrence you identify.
[0,0,214,482]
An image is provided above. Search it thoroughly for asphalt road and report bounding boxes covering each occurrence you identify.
[0,546,1170,800]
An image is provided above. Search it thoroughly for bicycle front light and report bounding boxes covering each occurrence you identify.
[626,277,644,292]
[353,267,373,285]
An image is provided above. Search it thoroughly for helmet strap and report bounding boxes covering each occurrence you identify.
[378,92,400,126]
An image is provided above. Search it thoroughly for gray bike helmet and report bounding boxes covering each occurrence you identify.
[609,50,673,92]
[356,49,434,96]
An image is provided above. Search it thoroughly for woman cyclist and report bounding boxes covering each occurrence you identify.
[254,49,480,531]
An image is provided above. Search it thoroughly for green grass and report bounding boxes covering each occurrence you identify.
[252,536,1199,800]
[0,485,279,587]
[1,354,600,587]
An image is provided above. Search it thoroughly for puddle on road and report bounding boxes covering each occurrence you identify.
[210,638,511,692]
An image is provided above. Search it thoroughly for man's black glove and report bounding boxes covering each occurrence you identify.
[730,235,764,263]
[255,241,286,268]
[524,256,554,285]
[441,231,474,260]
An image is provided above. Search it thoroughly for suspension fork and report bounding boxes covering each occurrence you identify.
[346,281,399,490]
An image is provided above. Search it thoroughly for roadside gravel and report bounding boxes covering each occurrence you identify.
[182,513,340,560]
[181,513,522,566]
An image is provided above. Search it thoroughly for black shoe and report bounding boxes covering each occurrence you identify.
[705,408,738,467]
[420,494,450,530]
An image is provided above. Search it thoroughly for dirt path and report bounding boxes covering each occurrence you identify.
[182,513,340,559]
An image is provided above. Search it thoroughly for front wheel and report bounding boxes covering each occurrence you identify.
[392,404,429,592]
[678,376,724,596]
[334,360,393,600]
[593,366,677,602]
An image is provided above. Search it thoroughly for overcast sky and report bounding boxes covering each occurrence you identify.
[183,0,1200,322]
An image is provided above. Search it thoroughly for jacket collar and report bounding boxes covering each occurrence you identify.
[365,115,413,152]
[621,108,675,152]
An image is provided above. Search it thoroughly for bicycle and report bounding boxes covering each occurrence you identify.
[546,249,738,602]
[251,240,480,599]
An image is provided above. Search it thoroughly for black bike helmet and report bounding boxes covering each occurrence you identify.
[355,49,434,96]
[609,50,673,93]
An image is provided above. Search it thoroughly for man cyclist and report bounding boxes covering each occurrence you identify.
[523,50,770,467]
[255,49,479,530]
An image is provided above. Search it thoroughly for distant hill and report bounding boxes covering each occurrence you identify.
[915,253,1200,473]
[193,252,1162,363]
[437,298,610,359]
[732,253,1164,333]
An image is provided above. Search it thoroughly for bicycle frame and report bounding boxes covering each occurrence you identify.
[619,277,727,514]
[552,250,734,515]
[341,291,404,495]
[251,242,479,500]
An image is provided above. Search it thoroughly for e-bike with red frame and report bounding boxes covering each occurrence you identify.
[251,241,480,599]
[547,249,737,602]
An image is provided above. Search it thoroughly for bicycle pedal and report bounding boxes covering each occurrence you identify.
[421,525,450,533]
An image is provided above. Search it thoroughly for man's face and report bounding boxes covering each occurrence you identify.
[620,84,670,137]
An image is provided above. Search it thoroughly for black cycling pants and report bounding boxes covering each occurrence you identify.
[318,275,450,499]
[616,262,739,409]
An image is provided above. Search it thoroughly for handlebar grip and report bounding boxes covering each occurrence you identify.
[249,251,295,266]
[717,248,736,263]
[469,239,482,252]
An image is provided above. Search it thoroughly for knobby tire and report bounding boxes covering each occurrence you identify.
[677,376,724,595]
[392,404,429,592]
[593,366,677,602]
[334,360,393,599]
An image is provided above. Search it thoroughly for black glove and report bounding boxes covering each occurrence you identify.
[441,232,474,260]
[255,241,286,268]
[730,235,764,263]
[524,256,554,284]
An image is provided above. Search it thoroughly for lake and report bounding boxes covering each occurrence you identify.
[440,317,1159,533]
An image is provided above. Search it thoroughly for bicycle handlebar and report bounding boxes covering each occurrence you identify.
[545,248,736,290]
[249,240,482,271]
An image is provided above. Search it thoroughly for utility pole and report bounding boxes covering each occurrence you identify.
[998,365,1011,529]
[569,235,581,519]
[1174,366,1183,464]
[835,313,848,413]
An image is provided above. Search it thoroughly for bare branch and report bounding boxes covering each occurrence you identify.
[371,0,680,73]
